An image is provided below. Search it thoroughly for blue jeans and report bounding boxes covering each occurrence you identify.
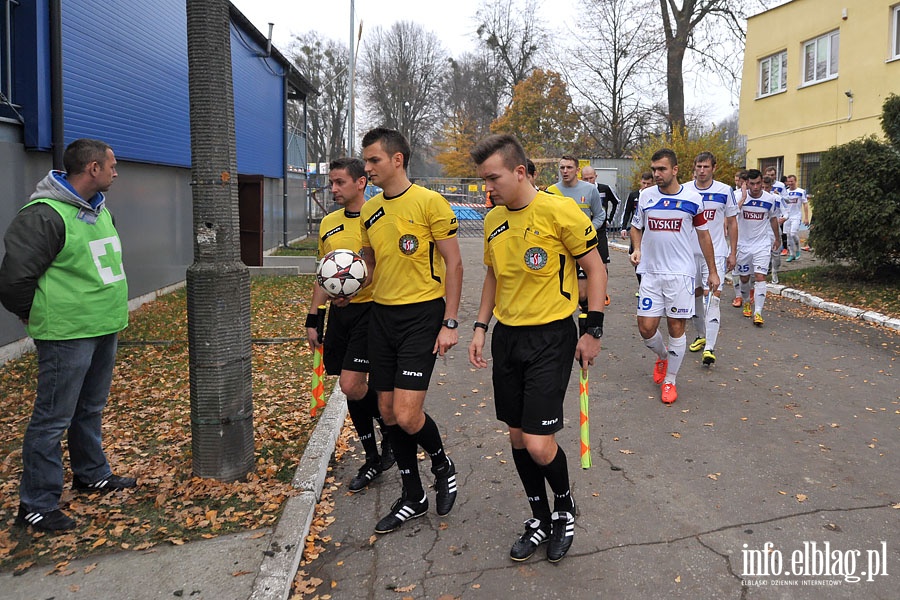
[20,334,117,511]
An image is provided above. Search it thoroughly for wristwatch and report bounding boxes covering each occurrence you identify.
[585,326,603,339]
[442,318,459,329]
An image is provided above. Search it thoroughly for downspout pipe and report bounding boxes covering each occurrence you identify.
[282,73,289,247]
[49,0,64,169]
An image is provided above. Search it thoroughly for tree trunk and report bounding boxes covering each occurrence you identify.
[185,0,254,481]
[666,41,687,132]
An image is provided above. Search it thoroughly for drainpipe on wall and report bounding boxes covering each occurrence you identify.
[49,0,64,169]
[282,73,289,247]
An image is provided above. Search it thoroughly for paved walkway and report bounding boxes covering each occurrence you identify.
[3,238,897,600]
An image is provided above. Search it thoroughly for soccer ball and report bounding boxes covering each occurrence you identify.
[316,249,367,299]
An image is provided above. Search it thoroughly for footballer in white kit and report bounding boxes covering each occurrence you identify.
[629,148,719,405]
[782,175,810,260]
[735,169,781,326]
[684,155,738,365]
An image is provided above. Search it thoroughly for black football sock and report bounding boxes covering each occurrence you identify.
[390,424,424,501]
[512,447,551,523]
[538,445,575,514]
[411,413,449,471]
[347,396,379,462]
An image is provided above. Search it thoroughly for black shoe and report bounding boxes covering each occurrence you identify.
[348,460,382,493]
[374,494,428,534]
[432,458,458,516]
[379,436,396,471]
[73,474,137,491]
[547,511,575,563]
[509,518,549,561]
[16,504,75,532]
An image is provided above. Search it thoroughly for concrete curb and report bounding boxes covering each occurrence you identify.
[608,239,900,332]
[248,385,347,600]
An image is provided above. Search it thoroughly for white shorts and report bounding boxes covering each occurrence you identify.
[736,247,769,276]
[783,216,801,237]
[637,273,695,318]
[693,255,726,292]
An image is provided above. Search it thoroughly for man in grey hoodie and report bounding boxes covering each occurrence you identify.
[0,138,137,533]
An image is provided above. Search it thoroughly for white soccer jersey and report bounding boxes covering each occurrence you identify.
[737,191,779,250]
[782,186,807,219]
[771,180,786,198]
[632,184,708,277]
[685,180,737,258]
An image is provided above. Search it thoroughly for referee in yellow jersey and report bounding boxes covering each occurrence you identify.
[359,128,463,534]
[468,134,607,563]
[305,158,393,494]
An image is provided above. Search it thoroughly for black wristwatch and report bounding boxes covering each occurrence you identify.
[585,326,603,339]
[473,321,488,332]
[442,318,459,329]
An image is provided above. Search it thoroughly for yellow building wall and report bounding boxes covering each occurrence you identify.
[739,0,900,184]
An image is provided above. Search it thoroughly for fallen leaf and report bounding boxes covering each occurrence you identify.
[675,575,681,583]
[619,449,634,455]
[707,473,719,481]
[671,432,681,438]
[796,494,808,502]
[232,570,252,577]
[394,583,416,593]
[84,563,98,574]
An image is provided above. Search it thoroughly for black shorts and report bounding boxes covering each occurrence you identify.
[577,244,609,279]
[368,298,444,392]
[323,301,372,376]
[491,317,577,435]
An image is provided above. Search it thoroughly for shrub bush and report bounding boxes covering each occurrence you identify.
[809,136,900,276]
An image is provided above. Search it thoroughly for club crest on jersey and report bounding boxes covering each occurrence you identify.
[648,217,682,231]
[524,247,548,270]
[399,234,419,255]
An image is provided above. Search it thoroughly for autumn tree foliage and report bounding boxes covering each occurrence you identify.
[629,126,742,188]
[490,69,580,159]
[434,115,479,178]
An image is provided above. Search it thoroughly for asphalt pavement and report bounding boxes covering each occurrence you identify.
[3,237,898,600]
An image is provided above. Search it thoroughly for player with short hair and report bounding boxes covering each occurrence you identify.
[469,134,606,563]
[783,175,810,262]
[731,170,749,307]
[306,158,393,493]
[360,127,463,534]
[684,152,738,367]
[547,156,608,307]
[629,149,719,405]
[735,170,781,326]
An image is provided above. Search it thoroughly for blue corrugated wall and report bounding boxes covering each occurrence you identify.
[59,0,285,177]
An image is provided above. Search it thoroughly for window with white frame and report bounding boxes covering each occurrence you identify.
[892,4,900,60]
[803,30,839,84]
[758,51,787,97]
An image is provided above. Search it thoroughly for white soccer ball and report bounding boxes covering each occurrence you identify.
[316,249,368,299]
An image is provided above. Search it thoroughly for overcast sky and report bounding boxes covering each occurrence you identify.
[230,0,739,123]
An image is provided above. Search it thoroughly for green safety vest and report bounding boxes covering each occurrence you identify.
[25,198,128,340]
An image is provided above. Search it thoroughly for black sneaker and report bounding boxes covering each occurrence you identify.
[374,494,428,534]
[348,460,382,493]
[509,518,549,561]
[547,511,575,563]
[73,474,137,491]
[379,435,396,471]
[432,458,457,516]
[16,504,75,532]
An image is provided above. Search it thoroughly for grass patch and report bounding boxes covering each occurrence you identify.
[775,264,900,318]
[271,237,318,257]
[0,274,334,573]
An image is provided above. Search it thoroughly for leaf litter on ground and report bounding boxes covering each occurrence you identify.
[0,275,327,573]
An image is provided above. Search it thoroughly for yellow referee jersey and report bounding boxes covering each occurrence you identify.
[360,184,458,305]
[317,208,373,304]
[483,191,598,326]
